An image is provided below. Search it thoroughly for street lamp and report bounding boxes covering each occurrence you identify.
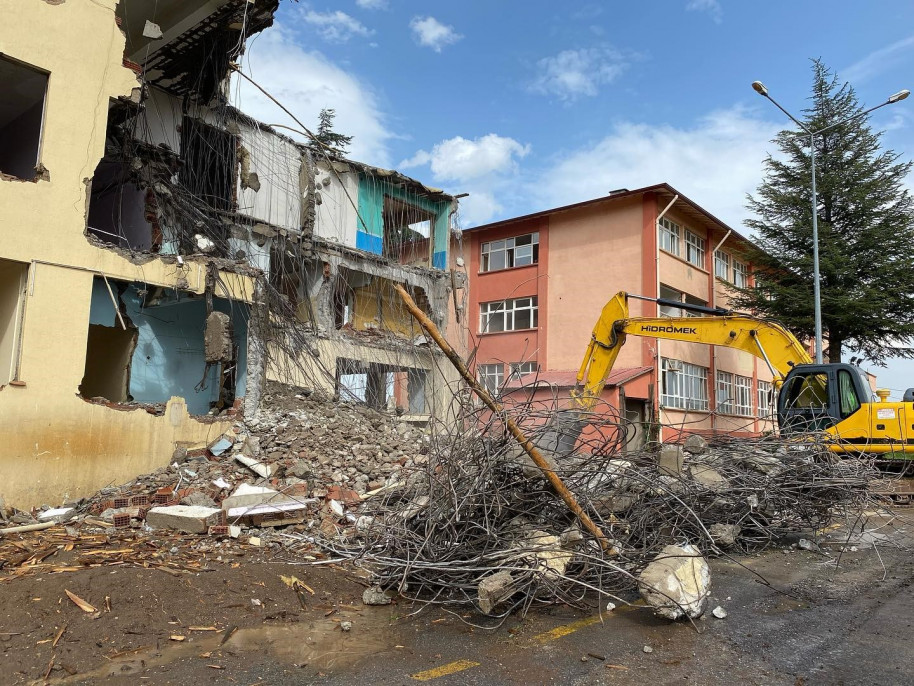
[751,80,909,364]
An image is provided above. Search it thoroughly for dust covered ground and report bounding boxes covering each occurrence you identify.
[1,509,912,685]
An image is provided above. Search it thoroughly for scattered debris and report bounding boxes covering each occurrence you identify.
[362,586,392,606]
[712,605,728,619]
[340,620,352,632]
[643,645,653,654]
[65,590,97,614]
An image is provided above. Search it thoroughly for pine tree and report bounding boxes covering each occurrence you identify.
[732,60,914,365]
[314,108,353,155]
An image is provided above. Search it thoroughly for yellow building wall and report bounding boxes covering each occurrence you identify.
[0,1,245,508]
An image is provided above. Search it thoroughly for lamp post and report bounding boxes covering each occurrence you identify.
[751,81,909,364]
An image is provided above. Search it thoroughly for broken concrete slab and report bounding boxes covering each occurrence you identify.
[689,464,730,491]
[478,570,517,615]
[638,544,710,620]
[658,444,685,476]
[221,483,280,511]
[683,434,709,455]
[146,505,224,534]
[180,491,218,508]
[708,523,741,547]
[37,507,76,522]
[234,454,278,479]
[524,530,574,578]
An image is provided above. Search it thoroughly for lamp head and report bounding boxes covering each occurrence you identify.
[888,89,910,103]
[752,81,768,96]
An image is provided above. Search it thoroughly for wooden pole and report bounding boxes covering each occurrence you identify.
[394,284,614,554]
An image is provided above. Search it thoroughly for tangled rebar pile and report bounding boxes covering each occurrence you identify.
[292,397,877,621]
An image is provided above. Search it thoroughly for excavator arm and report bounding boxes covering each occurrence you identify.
[571,291,812,410]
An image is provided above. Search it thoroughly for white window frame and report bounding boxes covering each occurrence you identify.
[735,375,753,416]
[479,296,538,333]
[481,232,539,272]
[717,370,734,414]
[732,259,749,288]
[509,361,537,379]
[477,363,504,394]
[658,217,681,256]
[662,358,709,411]
[758,380,774,418]
[684,230,706,268]
[714,250,731,280]
[659,285,706,318]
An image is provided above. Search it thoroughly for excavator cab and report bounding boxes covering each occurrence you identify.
[777,363,871,434]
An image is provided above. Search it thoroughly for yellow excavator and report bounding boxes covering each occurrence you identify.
[572,291,914,457]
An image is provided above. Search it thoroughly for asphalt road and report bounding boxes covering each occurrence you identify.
[63,510,914,686]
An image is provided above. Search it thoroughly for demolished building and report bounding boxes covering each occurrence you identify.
[0,0,465,509]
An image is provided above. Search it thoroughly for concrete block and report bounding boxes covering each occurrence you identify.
[683,434,709,455]
[222,484,279,511]
[146,505,224,534]
[235,454,278,478]
[478,570,517,615]
[658,444,685,476]
[638,544,710,620]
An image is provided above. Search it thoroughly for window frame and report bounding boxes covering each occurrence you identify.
[716,370,734,414]
[0,55,50,181]
[734,375,753,416]
[509,361,538,378]
[714,250,731,280]
[662,358,709,411]
[732,259,749,288]
[658,217,681,257]
[480,232,539,272]
[684,230,706,268]
[479,296,539,333]
[477,363,504,394]
[757,380,774,418]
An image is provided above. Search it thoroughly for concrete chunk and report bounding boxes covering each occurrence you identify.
[235,454,278,479]
[146,505,224,534]
[638,544,710,620]
[683,434,709,455]
[658,444,685,476]
[222,483,279,511]
[478,570,517,615]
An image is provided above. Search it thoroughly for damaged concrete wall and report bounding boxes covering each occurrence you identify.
[236,124,302,233]
[0,0,254,508]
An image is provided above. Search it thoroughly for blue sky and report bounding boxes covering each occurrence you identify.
[234,0,914,395]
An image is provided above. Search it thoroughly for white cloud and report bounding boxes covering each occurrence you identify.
[233,23,392,166]
[356,0,387,9]
[401,134,530,182]
[303,10,372,43]
[686,0,723,24]
[401,134,531,225]
[529,106,781,230]
[409,16,462,52]
[528,47,629,102]
[842,34,914,83]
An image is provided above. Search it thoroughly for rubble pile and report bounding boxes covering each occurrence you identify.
[0,385,431,553]
[293,403,877,622]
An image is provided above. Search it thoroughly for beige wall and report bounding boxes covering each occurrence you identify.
[0,1,247,508]
[546,198,648,371]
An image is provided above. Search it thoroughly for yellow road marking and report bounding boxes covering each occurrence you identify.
[532,602,646,644]
[411,660,480,681]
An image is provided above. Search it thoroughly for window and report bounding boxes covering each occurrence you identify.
[684,230,706,267]
[662,359,709,411]
[481,233,539,272]
[732,259,749,288]
[480,297,538,333]
[782,372,829,410]
[659,285,706,318]
[757,380,774,418]
[0,56,49,180]
[382,194,435,264]
[509,361,537,379]
[735,375,753,416]
[716,371,734,413]
[0,259,29,385]
[478,363,504,393]
[714,250,731,280]
[658,218,680,256]
[838,370,862,418]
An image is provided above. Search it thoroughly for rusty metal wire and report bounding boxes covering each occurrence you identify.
[284,390,878,624]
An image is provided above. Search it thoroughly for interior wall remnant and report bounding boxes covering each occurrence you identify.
[0,258,29,384]
[86,158,158,250]
[80,324,137,401]
[407,368,427,414]
[0,55,49,180]
[180,117,236,211]
[85,277,248,414]
[382,195,434,266]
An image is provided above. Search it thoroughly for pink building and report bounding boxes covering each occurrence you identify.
[465,184,777,446]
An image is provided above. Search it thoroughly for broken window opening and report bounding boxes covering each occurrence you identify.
[180,117,236,212]
[337,359,428,414]
[86,158,160,251]
[0,259,29,385]
[0,56,48,181]
[81,277,248,415]
[382,195,435,266]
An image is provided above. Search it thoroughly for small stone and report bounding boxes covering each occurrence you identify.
[712,606,727,619]
[683,434,709,455]
[643,645,653,654]
[606,602,616,612]
[362,586,392,606]
[340,620,352,632]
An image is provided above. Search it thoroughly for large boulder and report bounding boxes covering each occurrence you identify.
[638,544,710,620]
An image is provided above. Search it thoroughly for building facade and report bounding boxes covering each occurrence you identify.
[466,184,776,445]
[0,0,464,508]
